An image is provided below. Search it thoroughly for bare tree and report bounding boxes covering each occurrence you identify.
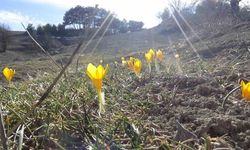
[0,24,10,53]
[159,0,194,33]
[231,0,241,17]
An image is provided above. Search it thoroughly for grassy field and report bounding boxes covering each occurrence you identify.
[1,23,250,149]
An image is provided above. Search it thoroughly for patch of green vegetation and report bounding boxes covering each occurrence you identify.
[1,45,248,149]
[0,54,205,149]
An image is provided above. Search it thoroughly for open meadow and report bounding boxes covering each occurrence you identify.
[1,1,250,149]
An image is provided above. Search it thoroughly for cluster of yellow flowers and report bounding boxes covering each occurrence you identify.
[145,49,155,64]
[85,48,162,114]
[2,48,250,116]
[157,50,164,61]
[127,57,142,77]
[145,49,164,63]
[144,49,164,73]
[120,49,164,76]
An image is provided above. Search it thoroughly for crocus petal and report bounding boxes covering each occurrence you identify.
[244,82,250,100]
[93,79,102,92]
[127,58,134,71]
[96,65,105,79]
[11,69,15,77]
[134,59,142,75]
[145,52,152,64]
[240,80,250,100]
[103,64,109,78]
[157,50,164,61]
[129,57,135,63]
[86,63,97,80]
[241,80,246,98]
[149,49,155,58]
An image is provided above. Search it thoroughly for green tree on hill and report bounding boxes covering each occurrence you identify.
[57,24,66,36]
[128,21,144,32]
[63,5,143,34]
[36,25,43,35]
[26,23,35,36]
[63,5,104,29]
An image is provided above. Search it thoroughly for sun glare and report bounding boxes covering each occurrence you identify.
[92,0,169,28]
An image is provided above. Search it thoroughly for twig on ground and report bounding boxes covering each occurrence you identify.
[7,7,112,137]
[17,125,24,150]
[222,86,241,108]
[7,33,86,137]
[172,85,178,101]
[175,120,198,142]
[49,137,66,150]
[0,103,8,150]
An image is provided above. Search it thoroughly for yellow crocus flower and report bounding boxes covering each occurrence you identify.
[133,58,142,76]
[156,50,164,61]
[86,63,108,114]
[127,57,142,77]
[145,49,155,73]
[240,80,250,101]
[145,52,153,64]
[127,57,135,71]
[86,63,108,91]
[3,67,15,82]
[149,49,155,58]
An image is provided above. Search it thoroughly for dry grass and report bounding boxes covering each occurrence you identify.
[1,21,250,149]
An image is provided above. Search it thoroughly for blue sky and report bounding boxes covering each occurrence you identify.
[4,0,249,31]
[0,0,172,31]
[1,0,68,30]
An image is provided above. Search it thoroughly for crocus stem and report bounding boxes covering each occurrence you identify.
[148,64,151,73]
[155,59,159,73]
[97,90,105,116]
[8,81,12,88]
[176,58,183,74]
[136,73,141,79]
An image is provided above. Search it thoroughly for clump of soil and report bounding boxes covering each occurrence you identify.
[118,72,250,149]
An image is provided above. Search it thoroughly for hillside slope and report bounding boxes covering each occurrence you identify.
[2,22,250,83]
[1,22,250,149]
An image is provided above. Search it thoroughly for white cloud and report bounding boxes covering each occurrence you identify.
[0,10,45,27]
[23,0,85,8]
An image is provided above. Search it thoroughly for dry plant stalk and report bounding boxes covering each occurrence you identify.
[21,23,62,69]
[8,25,86,137]
[7,7,113,138]
[0,104,8,150]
